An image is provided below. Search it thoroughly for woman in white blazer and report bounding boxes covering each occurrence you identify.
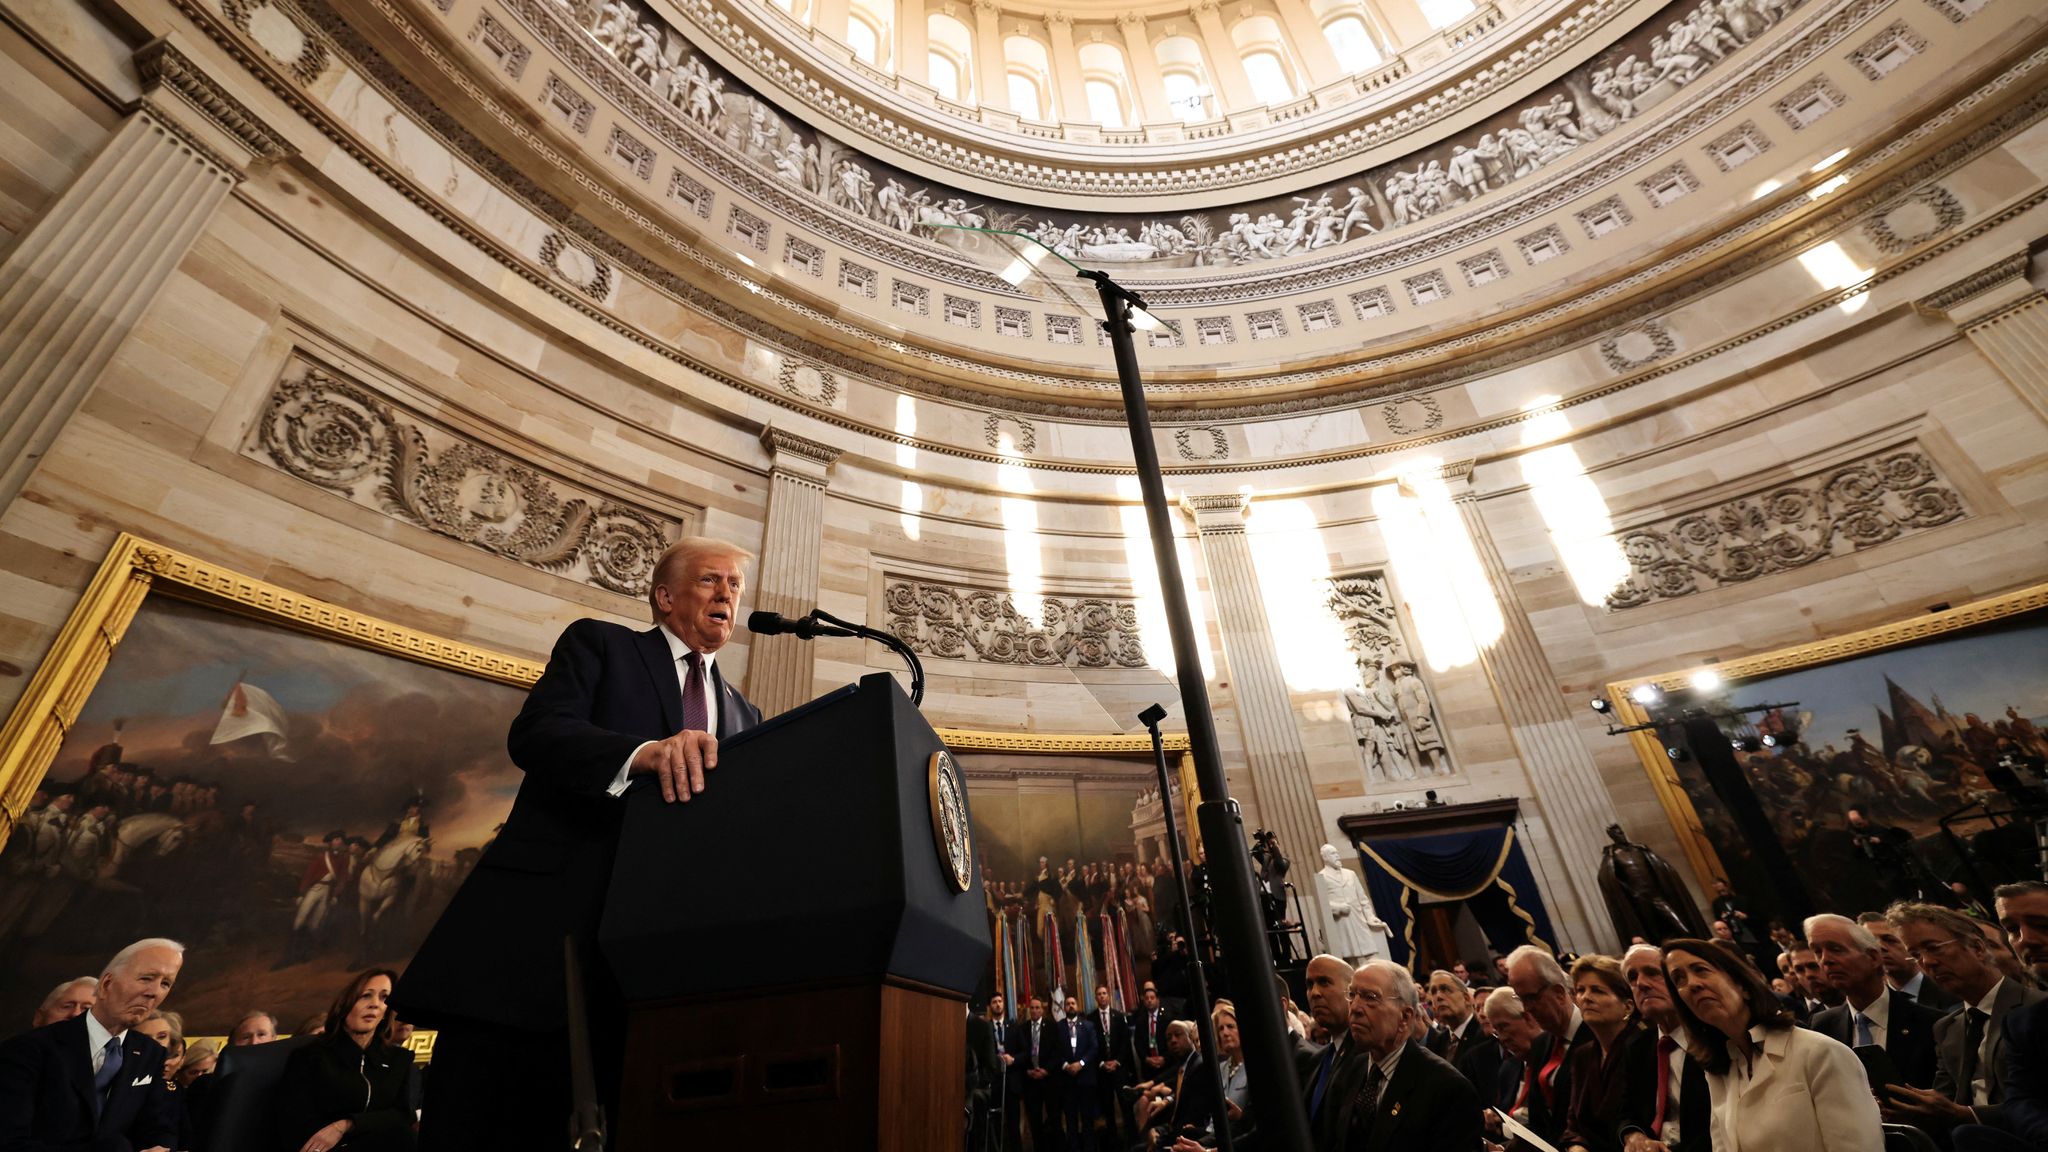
[1663,937,1884,1152]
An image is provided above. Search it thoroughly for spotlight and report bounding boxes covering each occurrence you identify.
[1590,698,1613,715]
[1733,736,1762,753]
[1690,669,1723,693]
[1630,683,1664,706]
[1761,732,1780,749]
[1665,745,1691,763]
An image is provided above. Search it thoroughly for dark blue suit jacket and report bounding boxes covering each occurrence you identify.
[1054,1017,1098,1090]
[1997,997,2048,1144]
[0,1013,176,1152]
[397,619,762,1031]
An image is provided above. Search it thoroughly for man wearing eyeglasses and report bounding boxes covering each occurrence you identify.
[1882,902,2046,1139]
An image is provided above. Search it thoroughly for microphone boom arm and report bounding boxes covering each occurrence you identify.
[808,608,926,708]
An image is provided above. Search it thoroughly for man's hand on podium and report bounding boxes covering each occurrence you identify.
[632,731,720,803]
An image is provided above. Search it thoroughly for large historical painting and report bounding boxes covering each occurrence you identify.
[1617,587,2048,920]
[948,737,1196,1017]
[0,536,539,1036]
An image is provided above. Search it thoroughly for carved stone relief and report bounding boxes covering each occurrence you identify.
[1864,185,1965,255]
[1599,319,1677,371]
[1607,447,1967,609]
[539,232,613,301]
[1174,427,1230,461]
[221,0,330,86]
[985,414,1037,453]
[883,578,1145,668]
[247,360,679,596]
[776,359,839,404]
[1382,395,1444,435]
[1325,573,1455,783]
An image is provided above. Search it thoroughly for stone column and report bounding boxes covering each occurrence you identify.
[813,0,856,53]
[1352,1,1401,58]
[1915,252,2048,424]
[896,0,929,82]
[972,0,1011,109]
[1044,13,1089,122]
[1116,13,1171,122]
[0,40,291,516]
[1450,481,1615,953]
[1183,493,1330,950]
[1188,0,1256,110]
[747,427,841,718]
[1369,0,1439,49]
[1272,0,1341,88]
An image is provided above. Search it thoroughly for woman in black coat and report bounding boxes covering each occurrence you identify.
[275,967,416,1152]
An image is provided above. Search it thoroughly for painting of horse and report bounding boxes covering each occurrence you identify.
[0,594,528,1035]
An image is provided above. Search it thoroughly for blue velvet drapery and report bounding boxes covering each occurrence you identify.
[1355,825,1557,971]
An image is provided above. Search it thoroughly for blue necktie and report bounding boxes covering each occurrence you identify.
[92,1037,122,1116]
[1855,1012,1874,1047]
[1309,1044,1337,1118]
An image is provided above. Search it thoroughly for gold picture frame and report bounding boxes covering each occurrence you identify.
[0,533,544,851]
[931,726,1202,859]
[1607,581,2048,892]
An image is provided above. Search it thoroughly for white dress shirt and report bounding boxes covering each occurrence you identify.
[1853,989,1890,1049]
[1969,979,2006,1107]
[607,626,718,797]
[1661,1024,1689,1146]
[1707,1024,1884,1152]
[83,1012,125,1074]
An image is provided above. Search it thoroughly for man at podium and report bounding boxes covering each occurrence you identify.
[397,537,765,1152]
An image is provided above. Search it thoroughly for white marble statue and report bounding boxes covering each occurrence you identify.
[1317,843,1390,964]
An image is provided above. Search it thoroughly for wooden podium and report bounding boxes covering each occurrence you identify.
[599,674,990,1150]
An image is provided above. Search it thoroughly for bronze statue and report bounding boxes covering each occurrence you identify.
[1596,823,1708,943]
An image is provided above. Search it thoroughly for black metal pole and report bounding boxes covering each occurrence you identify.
[1142,707,1235,1152]
[1086,268,1311,1152]
[1681,714,1817,925]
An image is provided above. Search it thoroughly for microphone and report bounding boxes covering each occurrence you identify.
[745,610,850,640]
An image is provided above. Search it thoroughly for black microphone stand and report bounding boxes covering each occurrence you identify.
[806,607,926,706]
[1142,704,1234,1152]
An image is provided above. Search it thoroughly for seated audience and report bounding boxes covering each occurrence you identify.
[1881,901,2047,1138]
[1662,937,1881,1151]
[0,937,186,1152]
[274,967,417,1152]
[138,1009,194,1149]
[1997,881,2048,984]
[29,977,97,1029]
[1337,959,1481,1150]
[1212,1000,1249,1117]
[1427,968,1503,1101]
[1804,912,1941,1088]
[1506,945,1592,1147]
[1559,954,1648,1152]
[1618,943,1712,1152]
[178,1040,220,1089]
[1482,988,1542,1118]
[1134,1020,1216,1146]
[233,1010,281,1046]
[1861,909,1962,1011]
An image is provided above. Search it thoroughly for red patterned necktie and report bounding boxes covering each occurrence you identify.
[1651,1034,1676,1134]
[682,652,709,731]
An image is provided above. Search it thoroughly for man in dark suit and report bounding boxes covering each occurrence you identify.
[1477,988,1540,1117]
[1619,944,1715,1152]
[1296,954,1369,1151]
[1507,945,1594,1147]
[1338,959,1483,1152]
[1808,913,1943,1090]
[1864,910,1964,1012]
[398,538,765,1152]
[1058,994,1100,1151]
[1424,969,1500,1095]
[1089,984,1135,1147]
[1954,995,2048,1150]
[1135,982,1175,1082]
[1883,902,2048,1139]
[1014,997,1059,1151]
[0,937,183,1152]
[987,995,1022,1152]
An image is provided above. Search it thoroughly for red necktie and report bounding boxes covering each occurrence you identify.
[1538,1039,1567,1107]
[682,652,708,731]
[1651,1035,1676,1134]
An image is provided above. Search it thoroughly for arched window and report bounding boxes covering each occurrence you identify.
[846,11,883,66]
[1230,16,1299,105]
[928,12,975,101]
[1155,36,1212,122]
[1078,41,1132,128]
[1321,15,1382,70]
[1241,50,1294,103]
[1416,0,1477,29]
[1004,35,1055,119]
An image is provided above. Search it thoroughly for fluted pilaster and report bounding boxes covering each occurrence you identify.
[748,427,840,717]
[0,41,290,514]
[1453,487,1615,953]
[1917,253,2048,426]
[1184,493,1329,950]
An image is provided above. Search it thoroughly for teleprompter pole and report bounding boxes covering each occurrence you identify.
[1085,268,1311,1152]
[1141,705,1234,1152]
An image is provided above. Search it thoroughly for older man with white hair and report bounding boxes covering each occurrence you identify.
[0,937,184,1151]
[1806,911,1942,1089]
[29,976,96,1028]
[1337,959,1482,1150]
[1506,944,1591,1147]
